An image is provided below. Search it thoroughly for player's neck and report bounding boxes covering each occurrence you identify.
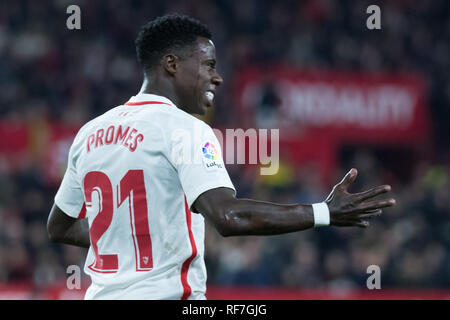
[138,77,180,107]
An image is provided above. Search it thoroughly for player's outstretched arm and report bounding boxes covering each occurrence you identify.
[47,204,90,248]
[193,168,395,237]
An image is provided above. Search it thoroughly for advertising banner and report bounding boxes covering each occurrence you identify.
[234,67,430,145]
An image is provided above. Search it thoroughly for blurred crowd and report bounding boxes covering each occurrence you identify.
[0,0,449,291]
[206,155,450,289]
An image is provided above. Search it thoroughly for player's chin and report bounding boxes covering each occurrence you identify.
[191,105,207,115]
[199,102,211,115]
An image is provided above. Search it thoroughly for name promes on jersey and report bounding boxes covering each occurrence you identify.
[86,125,144,153]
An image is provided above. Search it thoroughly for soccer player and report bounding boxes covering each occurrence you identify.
[47,14,395,300]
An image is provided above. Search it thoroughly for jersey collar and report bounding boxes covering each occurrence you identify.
[124,93,176,107]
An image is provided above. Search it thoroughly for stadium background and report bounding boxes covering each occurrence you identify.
[0,0,449,299]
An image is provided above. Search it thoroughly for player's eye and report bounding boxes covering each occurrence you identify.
[207,61,216,69]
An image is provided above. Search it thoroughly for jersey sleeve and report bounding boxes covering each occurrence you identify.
[54,137,86,219]
[168,120,236,211]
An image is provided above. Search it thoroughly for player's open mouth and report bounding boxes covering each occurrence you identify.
[205,91,214,105]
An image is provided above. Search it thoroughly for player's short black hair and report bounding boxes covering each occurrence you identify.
[135,14,212,71]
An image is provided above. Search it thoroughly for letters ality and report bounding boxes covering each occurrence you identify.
[66,5,81,30]
[366,5,381,30]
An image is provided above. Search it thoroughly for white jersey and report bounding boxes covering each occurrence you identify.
[55,93,235,300]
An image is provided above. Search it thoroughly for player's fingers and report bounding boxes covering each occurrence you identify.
[356,209,382,219]
[338,219,369,228]
[354,185,391,202]
[358,199,396,211]
[355,220,370,228]
[363,209,381,213]
[337,168,358,191]
[334,217,370,227]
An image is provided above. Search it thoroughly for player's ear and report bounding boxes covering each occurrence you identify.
[162,54,179,76]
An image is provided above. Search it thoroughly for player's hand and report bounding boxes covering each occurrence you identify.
[325,168,395,228]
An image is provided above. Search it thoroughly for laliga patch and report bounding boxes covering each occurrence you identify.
[202,142,223,171]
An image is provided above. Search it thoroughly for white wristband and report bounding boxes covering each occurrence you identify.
[312,202,330,227]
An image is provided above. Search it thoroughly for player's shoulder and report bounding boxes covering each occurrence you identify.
[74,111,109,138]
[69,106,121,148]
[167,107,209,128]
[145,99,211,133]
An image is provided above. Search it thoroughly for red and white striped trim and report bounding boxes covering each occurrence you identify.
[180,197,198,300]
[78,203,87,219]
[124,101,172,106]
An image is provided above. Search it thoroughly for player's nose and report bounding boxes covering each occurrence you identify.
[211,72,223,86]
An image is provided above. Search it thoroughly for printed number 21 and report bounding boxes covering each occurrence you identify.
[83,170,153,273]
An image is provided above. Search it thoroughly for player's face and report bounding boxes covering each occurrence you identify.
[176,37,223,115]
